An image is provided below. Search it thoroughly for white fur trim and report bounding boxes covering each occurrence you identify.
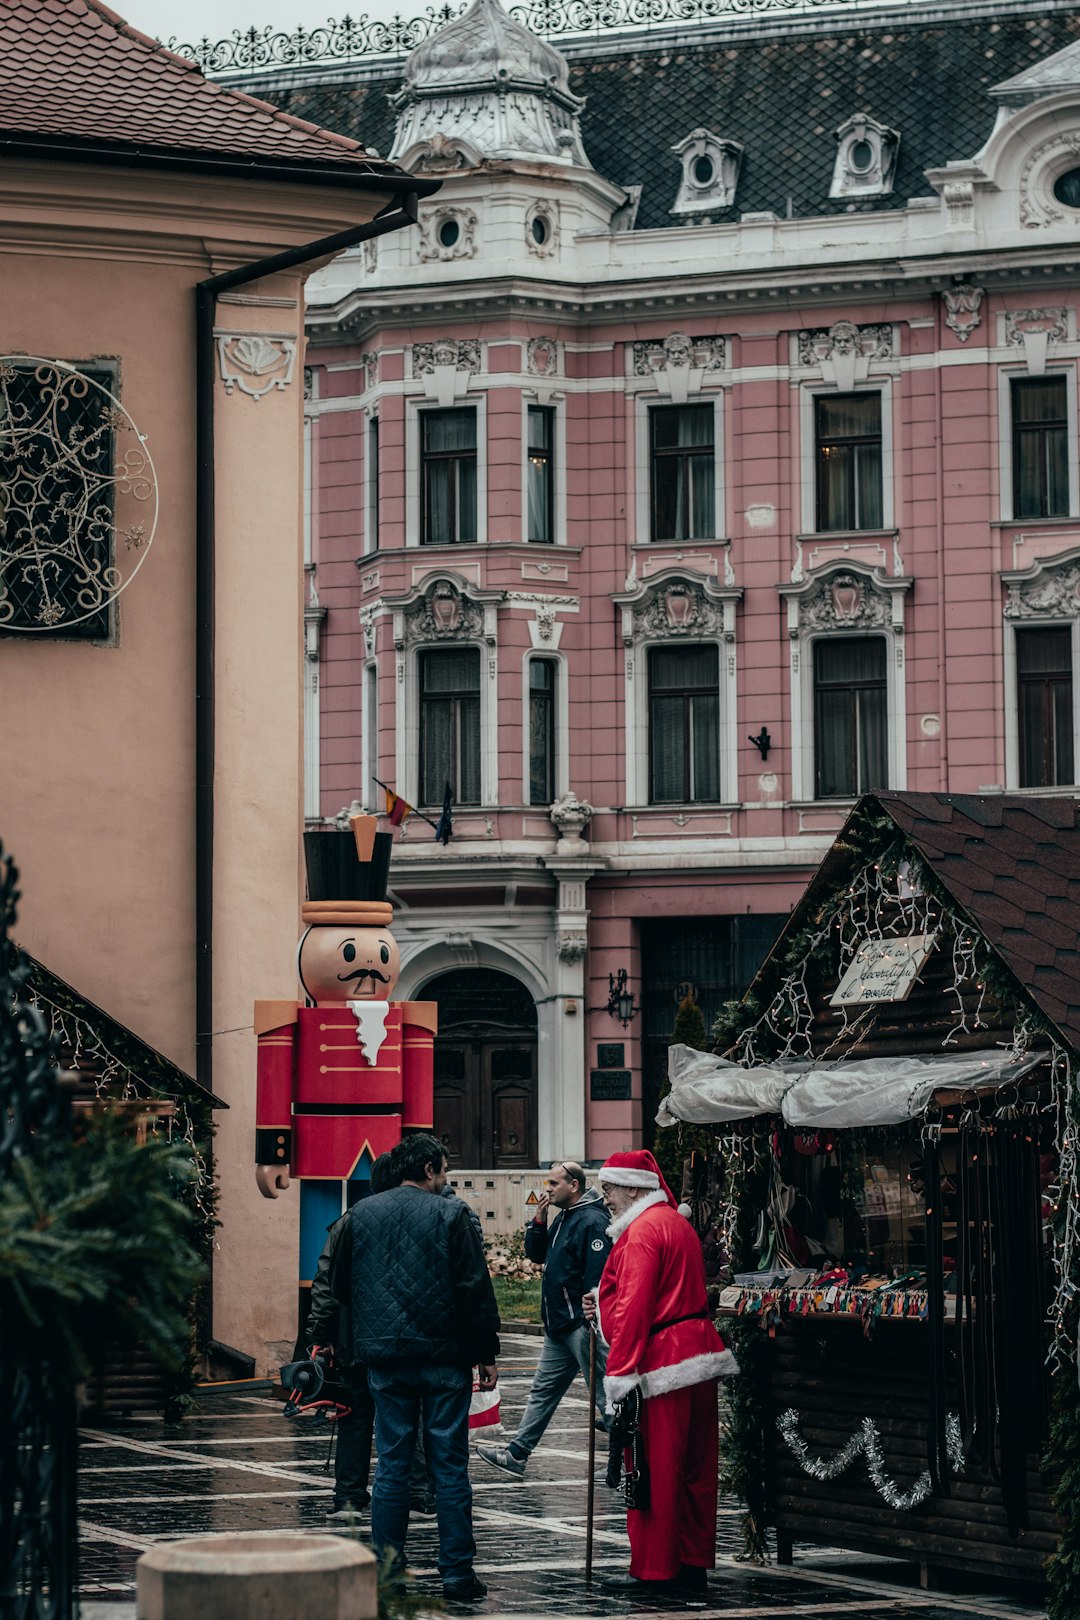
[603,1350,738,1412]
[640,1350,740,1398]
[600,1166,660,1190]
[590,1286,608,1349]
[604,1371,640,1410]
[606,1187,669,1241]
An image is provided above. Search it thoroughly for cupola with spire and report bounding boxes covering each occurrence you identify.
[389,0,590,169]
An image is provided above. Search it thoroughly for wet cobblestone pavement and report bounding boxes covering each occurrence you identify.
[78,1333,1046,1619]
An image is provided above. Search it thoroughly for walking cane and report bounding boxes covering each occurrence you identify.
[585,1323,598,1589]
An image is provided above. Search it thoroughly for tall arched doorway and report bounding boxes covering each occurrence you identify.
[423,968,538,1169]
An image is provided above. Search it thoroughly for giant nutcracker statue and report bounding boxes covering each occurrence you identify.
[254,813,436,1323]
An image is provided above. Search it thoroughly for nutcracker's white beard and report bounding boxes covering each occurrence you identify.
[347,1000,390,1062]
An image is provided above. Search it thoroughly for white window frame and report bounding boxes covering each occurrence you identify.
[997,364,1078,523]
[1003,616,1080,790]
[364,409,380,556]
[800,379,894,536]
[634,393,726,548]
[521,395,566,545]
[789,625,907,803]
[622,634,737,809]
[521,649,568,806]
[362,660,378,810]
[405,395,488,548]
[397,639,498,809]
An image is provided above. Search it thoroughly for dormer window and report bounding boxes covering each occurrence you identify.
[829,113,899,201]
[670,128,743,220]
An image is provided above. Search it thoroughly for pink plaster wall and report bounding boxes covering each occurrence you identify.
[309,291,1080,1155]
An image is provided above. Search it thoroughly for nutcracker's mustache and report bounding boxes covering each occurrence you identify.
[337,967,391,986]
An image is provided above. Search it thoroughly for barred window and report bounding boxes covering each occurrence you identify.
[0,360,137,638]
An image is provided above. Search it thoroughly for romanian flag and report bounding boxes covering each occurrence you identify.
[384,787,414,827]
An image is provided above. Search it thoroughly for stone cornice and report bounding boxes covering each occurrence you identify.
[306,247,1080,342]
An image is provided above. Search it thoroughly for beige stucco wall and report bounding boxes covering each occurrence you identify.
[0,157,390,1369]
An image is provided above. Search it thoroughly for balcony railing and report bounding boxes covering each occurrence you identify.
[169,0,936,75]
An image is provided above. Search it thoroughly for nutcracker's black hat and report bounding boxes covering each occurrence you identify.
[302,815,392,922]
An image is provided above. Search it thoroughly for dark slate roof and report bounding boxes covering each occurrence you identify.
[0,0,410,183]
[874,792,1080,1054]
[262,3,1080,227]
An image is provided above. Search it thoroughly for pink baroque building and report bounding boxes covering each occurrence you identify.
[245,0,1080,1166]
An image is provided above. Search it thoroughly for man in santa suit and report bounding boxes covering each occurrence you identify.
[584,1149,738,1605]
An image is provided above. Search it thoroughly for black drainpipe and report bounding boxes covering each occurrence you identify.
[195,189,422,1102]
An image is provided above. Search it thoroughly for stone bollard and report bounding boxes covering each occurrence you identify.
[136,1532,377,1620]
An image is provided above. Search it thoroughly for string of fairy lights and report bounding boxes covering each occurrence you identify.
[27,986,217,1247]
[709,841,1080,1500]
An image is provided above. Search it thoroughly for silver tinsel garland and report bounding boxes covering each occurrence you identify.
[777,1408,964,1511]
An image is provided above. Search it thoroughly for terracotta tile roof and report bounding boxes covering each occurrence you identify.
[0,0,408,182]
[875,792,1080,1053]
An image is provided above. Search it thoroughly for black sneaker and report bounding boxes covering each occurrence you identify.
[443,1573,487,1603]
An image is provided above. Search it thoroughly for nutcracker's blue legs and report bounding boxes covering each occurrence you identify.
[300,1179,345,1286]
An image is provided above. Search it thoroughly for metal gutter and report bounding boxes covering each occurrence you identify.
[0,129,424,194]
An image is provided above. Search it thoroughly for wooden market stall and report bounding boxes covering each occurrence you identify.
[661,792,1080,1596]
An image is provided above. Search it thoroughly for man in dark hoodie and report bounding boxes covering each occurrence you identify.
[475,1161,610,1478]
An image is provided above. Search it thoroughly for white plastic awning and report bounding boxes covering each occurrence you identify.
[658,1045,1047,1131]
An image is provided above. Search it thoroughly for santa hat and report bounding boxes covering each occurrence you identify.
[599,1149,679,1211]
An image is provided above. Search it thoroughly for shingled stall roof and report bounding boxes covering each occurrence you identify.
[746,791,1080,1060]
[260,1,1080,226]
[0,0,414,186]
[874,791,1080,1053]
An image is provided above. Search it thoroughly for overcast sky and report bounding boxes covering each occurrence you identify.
[123,0,410,46]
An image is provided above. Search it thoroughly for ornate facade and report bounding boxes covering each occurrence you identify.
[237,0,1080,1164]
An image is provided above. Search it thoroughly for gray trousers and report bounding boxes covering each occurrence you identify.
[508,1323,610,1460]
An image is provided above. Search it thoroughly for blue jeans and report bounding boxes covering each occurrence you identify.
[510,1323,609,1460]
[367,1362,475,1583]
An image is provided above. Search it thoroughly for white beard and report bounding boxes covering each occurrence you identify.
[347,1000,390,1062]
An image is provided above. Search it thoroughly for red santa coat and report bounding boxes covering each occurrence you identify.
[597,1190,737,1407]
[597,1188,738,1581]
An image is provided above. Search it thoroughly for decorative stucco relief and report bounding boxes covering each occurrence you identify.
[411,338,482,407]
[1020,133,1080,228]
[216,333,298,398]
[527,336,560,377]
[1004,555,1080,619]
[942,286,984,343]
[632,332,725,405]
[402,578,486,644]
[418,205,477,262]
[797,321,893,391]
[796,570,890,634]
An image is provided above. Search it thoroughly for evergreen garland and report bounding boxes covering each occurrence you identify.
[0,1108,206,1383]
[654,993,714,1195]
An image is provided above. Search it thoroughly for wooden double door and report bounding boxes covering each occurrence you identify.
[434,1038,537,1169]
[425,968,538,1170]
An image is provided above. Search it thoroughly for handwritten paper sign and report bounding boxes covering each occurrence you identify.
[830,933,936,1007]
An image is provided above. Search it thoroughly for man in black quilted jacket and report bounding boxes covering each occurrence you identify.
[347,1132,499,1604]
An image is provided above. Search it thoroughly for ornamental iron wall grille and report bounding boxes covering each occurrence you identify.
[0,846,78,1620]
[171,0,928,74]
[0,359,158,638]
